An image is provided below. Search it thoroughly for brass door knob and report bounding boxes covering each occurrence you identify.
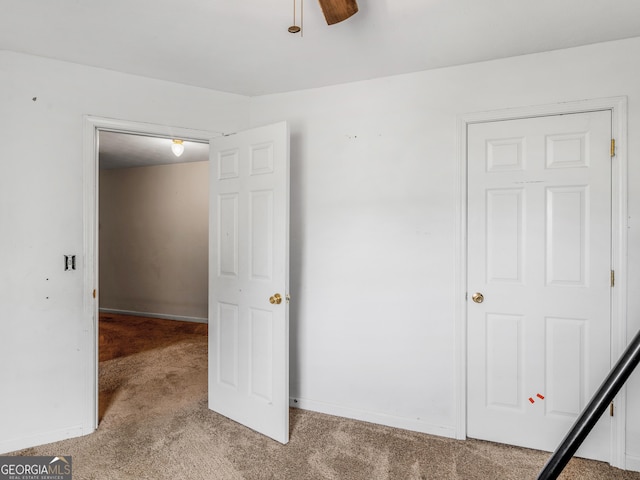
[269,293,282,305]
[472,292,484,304]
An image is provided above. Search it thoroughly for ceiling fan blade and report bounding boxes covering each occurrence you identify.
[317,0,358,25]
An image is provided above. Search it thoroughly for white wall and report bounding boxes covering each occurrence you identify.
[250,37,640,467]
[3,37,640,469]
[99,162,209,321]
[0,51,249,453]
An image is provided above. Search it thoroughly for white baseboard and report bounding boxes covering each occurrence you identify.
[0,425,87,455]
[626,454,640,473]
[99,308,208,324]
[289,396,456,439]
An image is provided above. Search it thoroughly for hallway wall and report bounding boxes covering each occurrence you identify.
[99,161,209,321]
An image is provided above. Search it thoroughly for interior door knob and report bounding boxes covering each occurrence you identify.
[269,293,282,305]
[472,292,484,304]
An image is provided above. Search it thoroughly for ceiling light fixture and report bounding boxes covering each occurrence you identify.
[171,139,184,157]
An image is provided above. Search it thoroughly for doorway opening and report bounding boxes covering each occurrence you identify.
[82,116,222,431]
[85,117,291,445]
[97,130,211,421]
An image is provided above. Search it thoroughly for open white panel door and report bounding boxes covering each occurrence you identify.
[208,122,290,444]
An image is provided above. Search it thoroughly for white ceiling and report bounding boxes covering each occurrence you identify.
[99,131,209,170]
[7,1,640,169]
[2,0,640,97]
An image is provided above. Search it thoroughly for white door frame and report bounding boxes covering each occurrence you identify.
[454,97,628,468]
[81,115,222,432]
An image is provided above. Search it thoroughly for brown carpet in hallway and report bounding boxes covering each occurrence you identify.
[10,313,640,479]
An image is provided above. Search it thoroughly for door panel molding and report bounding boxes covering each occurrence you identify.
[454,97,628,468]
[208,122,290,444]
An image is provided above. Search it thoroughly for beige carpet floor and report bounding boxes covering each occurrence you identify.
[10,314,640,479]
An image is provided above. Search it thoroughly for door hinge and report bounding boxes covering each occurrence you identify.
[93,289,96,299]
[610,402,614,417]
[611,270,615,287]
[611,139,616,158]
